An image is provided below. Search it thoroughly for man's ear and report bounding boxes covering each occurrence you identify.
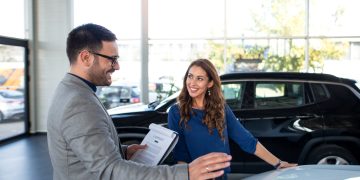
[78,50,92,67]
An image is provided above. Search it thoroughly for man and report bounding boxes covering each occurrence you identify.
[47,23,231,180]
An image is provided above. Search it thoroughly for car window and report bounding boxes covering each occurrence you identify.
[131,86,140,97]
[254,82,305,109]
[256,83,285,98]
[324,84,360,111]
[96,86,138,109]
[97,86,131,98]
[222,82,245,110]
[311,83,329,102]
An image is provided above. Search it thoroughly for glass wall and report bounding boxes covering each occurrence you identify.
[309,0,360,37]
[74,0,143,108]
[309,0,360,81]
[0,41,28,141]
[0,0,28,141]
[0,0,26,39]
[74,0,360,108]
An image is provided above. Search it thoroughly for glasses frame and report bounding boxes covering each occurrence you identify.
[89,51,119,65]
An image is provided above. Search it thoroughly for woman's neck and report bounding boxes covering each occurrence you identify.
[192,97,205,109]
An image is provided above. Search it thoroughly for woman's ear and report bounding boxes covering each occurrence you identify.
[208,80,214,88]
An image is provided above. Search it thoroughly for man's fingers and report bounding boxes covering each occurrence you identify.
[202,170,225,180]
[136,144,147,149]
[199,152,229,161]
[201,153,232,169]
[189,153,231,180]
[129,144,147,150]
[206,161,231,172]
[196,153,231,173]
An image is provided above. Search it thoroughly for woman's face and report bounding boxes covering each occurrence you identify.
[186,65,213,100]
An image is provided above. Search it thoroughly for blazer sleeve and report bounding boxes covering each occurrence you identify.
[61,95,189,180]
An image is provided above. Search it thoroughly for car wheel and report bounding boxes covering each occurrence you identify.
[306,144,358,165]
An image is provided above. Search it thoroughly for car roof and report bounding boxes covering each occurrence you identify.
[220,72,357,85]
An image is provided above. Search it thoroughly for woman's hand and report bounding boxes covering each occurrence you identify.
[276,160,297,169]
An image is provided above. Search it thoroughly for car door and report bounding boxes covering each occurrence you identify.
[307,83,360,165]
[316,83,360,131]
[222,80,324,173]
[221,81,247,172]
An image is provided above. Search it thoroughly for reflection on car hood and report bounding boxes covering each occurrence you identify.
[107,103,151,115]
[243,165,360,180]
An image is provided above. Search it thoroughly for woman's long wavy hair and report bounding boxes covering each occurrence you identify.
[177,59,225,140]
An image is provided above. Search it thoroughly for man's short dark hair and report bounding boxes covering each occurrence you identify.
[66,23,117,64]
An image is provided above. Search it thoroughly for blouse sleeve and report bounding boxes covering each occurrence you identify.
[167,105,191,163]
[225,104,258,154]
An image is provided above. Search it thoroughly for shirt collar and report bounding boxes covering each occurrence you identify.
[68,73,97,92]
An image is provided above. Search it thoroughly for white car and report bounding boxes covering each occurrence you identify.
[0,89,24,121]
[242,165,360,180]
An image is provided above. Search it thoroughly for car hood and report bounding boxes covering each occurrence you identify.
[243,165,360,180]
[107,103,151,115]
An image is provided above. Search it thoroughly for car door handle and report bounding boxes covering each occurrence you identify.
[297,113,321,119]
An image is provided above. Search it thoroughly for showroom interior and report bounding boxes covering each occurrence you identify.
[1,0,360,179]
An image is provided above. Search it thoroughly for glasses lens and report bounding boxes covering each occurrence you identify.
[90,51,118,65]
[111,57,119,65]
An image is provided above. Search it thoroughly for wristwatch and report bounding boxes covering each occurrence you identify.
[274,160,282,169]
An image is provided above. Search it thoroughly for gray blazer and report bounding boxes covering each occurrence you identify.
[47,74,188,180]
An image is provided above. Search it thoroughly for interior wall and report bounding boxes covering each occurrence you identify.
[30,0,72,132]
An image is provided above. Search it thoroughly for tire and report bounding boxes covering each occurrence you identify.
[306,144,358,165]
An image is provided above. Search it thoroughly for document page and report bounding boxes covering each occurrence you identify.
[130,123,178,166]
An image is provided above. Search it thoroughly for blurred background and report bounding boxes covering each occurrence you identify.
[1,0,360,141]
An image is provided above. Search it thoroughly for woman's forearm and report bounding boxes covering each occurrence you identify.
[254,141,280,167]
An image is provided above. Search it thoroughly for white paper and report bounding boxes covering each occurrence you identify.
[130,123,178,166]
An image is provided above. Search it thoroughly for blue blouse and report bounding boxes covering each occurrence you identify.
[168,104,257,173]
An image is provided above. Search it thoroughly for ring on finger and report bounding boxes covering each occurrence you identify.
[206,166,210,173]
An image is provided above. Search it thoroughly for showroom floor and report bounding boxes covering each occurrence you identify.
[0,134,52,180]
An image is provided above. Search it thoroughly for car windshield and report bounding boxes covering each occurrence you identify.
[356,82,360,90]
[148,101,159,109]
[154,91,180,110]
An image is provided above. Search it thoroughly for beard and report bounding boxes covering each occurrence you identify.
[88,58,115,86]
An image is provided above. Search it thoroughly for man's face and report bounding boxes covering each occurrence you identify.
[88,41,119,86]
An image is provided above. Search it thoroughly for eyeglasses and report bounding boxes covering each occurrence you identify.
[89,51,119,66]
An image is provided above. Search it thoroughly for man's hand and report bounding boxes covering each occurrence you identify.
[189,152,232,180]
[126,144,147,160]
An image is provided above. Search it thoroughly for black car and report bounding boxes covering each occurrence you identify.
[109,72,360,173]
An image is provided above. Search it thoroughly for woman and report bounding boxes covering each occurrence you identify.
[168,59,296,177]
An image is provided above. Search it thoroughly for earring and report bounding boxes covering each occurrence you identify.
[207,89,211,96]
